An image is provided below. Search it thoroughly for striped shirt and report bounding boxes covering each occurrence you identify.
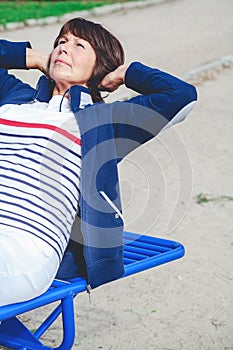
[0,96,81,261]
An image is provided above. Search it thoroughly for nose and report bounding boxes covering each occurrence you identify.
[58,43,69,55]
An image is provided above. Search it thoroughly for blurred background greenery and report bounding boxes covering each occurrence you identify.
[0,0,138,25]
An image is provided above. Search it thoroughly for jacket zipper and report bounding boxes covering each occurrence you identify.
[99,190,124,221]
[86,284,92,303]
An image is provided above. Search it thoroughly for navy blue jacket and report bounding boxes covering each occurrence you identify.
[0,39,197,289]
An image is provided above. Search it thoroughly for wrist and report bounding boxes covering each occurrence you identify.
[26,48,48,72]
[117,64,128,84]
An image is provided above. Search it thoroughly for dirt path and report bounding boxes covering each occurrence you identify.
[1,0,233,349]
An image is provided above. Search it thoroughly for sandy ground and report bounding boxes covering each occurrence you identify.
[1,0,233,349]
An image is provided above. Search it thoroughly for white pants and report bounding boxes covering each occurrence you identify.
[0,231,60,307]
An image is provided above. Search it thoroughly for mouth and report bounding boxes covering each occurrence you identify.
[55,59,71,67]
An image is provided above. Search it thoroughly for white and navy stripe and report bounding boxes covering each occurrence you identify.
[0,103,81,262]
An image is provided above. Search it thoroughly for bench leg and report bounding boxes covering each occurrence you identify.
[54,295,76,350]
[33,304,63,339]
[0,316,50,349]
[0,294,76,350]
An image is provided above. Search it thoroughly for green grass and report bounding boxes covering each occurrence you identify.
[0,0,135,26]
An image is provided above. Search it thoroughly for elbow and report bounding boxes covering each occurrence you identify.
[185,82,198,104]
[164,82,197,130]
[178,80,197,107]
[180,82,198,120]
[174,81,198,119]
[180,82,197,118]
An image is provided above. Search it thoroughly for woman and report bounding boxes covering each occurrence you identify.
[0,17,197,306]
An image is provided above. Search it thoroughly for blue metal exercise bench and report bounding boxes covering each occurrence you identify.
[0,231,184,350]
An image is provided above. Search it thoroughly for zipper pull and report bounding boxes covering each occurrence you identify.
[86,284,92,303]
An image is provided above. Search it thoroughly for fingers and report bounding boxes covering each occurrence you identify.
[98,65,128,92]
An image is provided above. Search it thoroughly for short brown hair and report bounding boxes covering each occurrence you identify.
[53,17,125,102]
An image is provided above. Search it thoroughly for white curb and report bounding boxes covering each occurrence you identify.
[182,55,233,85]
[0,0,172,32]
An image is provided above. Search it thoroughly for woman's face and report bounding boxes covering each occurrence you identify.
[49,32,96,92]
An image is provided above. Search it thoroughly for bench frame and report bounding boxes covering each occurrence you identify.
[0,231,185,350]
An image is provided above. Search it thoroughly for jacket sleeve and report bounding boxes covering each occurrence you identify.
[125,61,197,123]
[0,40,32,104]
[0,39,31,69]
[111,61,197,158]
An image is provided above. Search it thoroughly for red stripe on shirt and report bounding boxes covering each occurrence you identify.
[0,118,81,146]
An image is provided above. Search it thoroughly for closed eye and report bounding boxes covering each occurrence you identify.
[77,43,85,48]
[58,39,66,45]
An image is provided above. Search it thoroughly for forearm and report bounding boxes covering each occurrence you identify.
[125,62,197,120]
[26,47,48,73]
[0,39,48,73]
[100,60,197,120]
[0,39,31,69]
[99,64,128,92]
[112,62,197,159]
